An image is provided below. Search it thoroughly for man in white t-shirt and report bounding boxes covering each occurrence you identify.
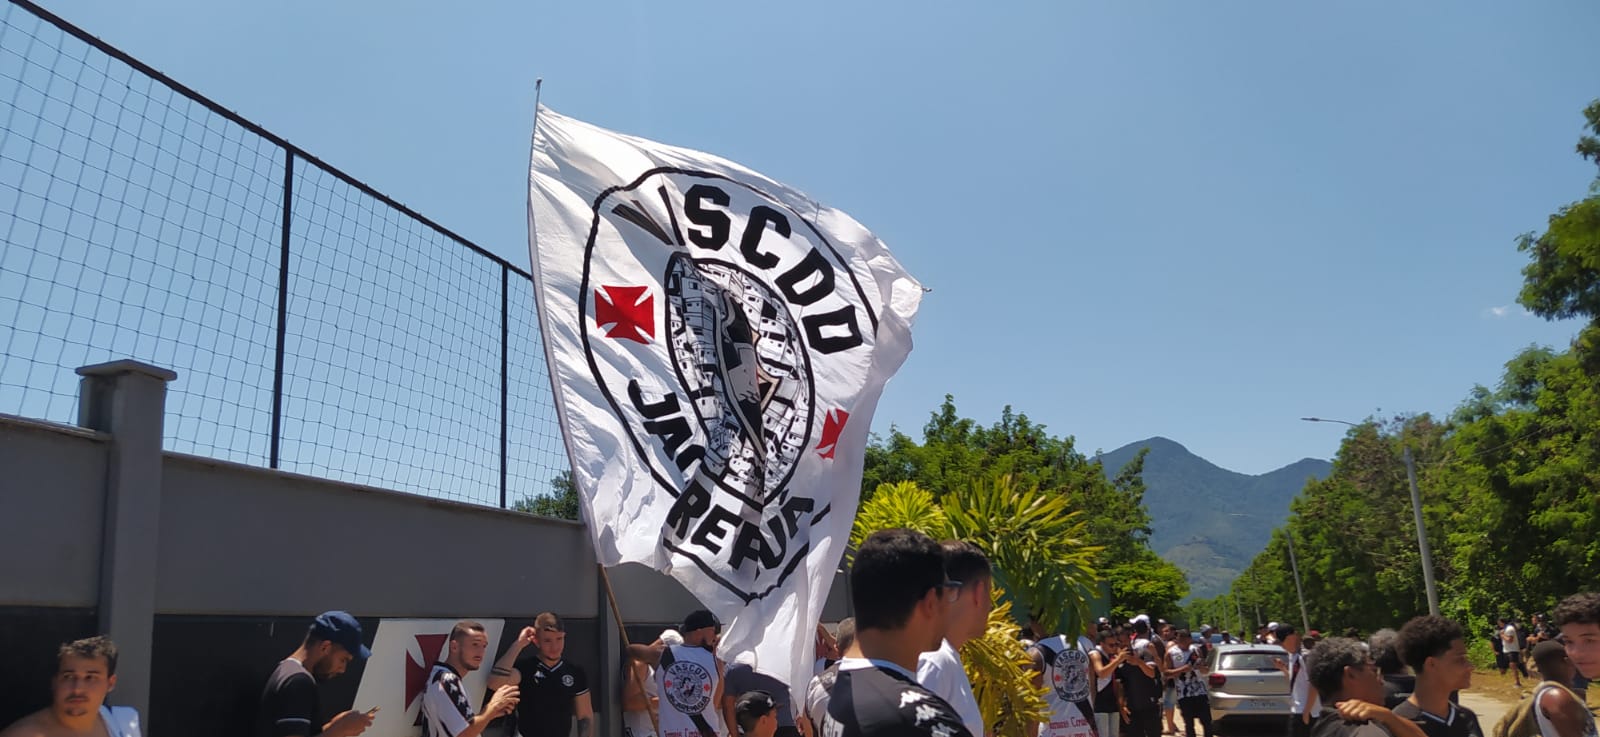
[1499,618,1527,687]
[1270,625,1316,737]
[917,541,992,737]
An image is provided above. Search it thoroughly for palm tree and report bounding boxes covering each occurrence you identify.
[848,476,1100,737]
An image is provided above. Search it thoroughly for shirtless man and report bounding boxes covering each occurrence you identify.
[0,636,141,737]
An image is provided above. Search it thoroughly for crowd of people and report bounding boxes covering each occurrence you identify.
[3,530,1598,737]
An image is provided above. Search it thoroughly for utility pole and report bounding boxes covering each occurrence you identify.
[1247,567,1263,626]
[1302,417,1441,617]
[1285,530,1311,635]
[1403,446,1440,616]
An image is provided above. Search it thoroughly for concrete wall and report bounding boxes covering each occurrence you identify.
[0,363,853,737]
[155,453,599,619]
[0,416,107,608]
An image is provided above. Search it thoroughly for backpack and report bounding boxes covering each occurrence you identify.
[1492,681,1577,737]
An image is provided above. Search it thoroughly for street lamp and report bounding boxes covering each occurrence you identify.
[1233,513,1311,636]
[1301,416,1440,616]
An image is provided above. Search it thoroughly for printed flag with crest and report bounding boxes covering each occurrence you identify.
[526,106,921,694]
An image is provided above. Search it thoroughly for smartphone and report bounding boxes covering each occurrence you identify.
[366,707,380,717]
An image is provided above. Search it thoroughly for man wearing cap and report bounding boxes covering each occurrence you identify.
[255,611,374,737]
[630,609,728,737]
[736,691,780,737]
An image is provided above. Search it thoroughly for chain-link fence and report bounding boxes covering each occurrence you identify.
[0,0,568,507]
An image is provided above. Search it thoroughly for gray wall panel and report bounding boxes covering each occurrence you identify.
[155,454,600,619]
[0,417,106,607]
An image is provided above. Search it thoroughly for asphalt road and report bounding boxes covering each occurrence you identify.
[1456,691,1513,732]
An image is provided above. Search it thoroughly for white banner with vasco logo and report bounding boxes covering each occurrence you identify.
[527,106,922,694]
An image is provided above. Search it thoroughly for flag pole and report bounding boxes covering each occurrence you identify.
[528,76,656,737]
[600,563,660,736]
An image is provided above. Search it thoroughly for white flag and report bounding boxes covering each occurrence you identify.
[526,107,921,694]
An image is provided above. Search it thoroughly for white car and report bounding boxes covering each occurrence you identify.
[1204,644,1293,727]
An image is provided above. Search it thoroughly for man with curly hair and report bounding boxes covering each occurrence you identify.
[1392,617,1481,737]
[1304,637,1425,737]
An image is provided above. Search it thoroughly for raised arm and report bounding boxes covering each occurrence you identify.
[488,626,538,690]
[628,640,667,666]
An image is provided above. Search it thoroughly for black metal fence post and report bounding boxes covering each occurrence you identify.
[500,263,510,508]
[270,151,293,469]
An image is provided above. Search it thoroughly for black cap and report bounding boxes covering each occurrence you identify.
[311,611,371,660]
[735,690,777,732]
[683,609,721,634]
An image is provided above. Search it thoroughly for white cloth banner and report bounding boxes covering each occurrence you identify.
[527,106,921,695]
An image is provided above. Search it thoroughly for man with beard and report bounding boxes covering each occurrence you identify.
[254,611,374,737]
[1,636,141,737]
[630,609,728,737]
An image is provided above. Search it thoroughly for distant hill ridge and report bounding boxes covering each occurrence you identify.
[1096,437,1331,600]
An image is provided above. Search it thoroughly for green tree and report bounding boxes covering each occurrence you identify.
[513,470,580,520]
[1518,100,1600,324]
[851,477,1101,737]
[861,396,1188,618]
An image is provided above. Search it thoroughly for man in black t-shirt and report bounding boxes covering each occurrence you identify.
[486,613,593,737]
[821,529,973,737]
[1303,638,1427,737]
[1392,617,1481,737]
[256,611,373,737]
[1116,626,1163,737]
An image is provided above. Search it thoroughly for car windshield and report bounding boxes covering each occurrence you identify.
[1220,652,1282,671]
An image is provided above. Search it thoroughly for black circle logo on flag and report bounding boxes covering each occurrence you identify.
[579,168,879,599]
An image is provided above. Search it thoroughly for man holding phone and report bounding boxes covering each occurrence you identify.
[421,621,520,737]
[1089,628,1127,737]
[255,611,374,737]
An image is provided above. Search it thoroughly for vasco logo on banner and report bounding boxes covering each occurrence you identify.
[1050,648,1090,702]
[580,169,878,602]
[661,660,714,714]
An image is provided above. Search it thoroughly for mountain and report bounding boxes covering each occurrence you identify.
[1096,437,1331,601]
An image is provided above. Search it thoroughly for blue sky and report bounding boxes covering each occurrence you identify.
[36,0,1600,475]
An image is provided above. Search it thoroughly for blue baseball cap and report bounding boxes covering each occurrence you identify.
[311,611,371,660]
